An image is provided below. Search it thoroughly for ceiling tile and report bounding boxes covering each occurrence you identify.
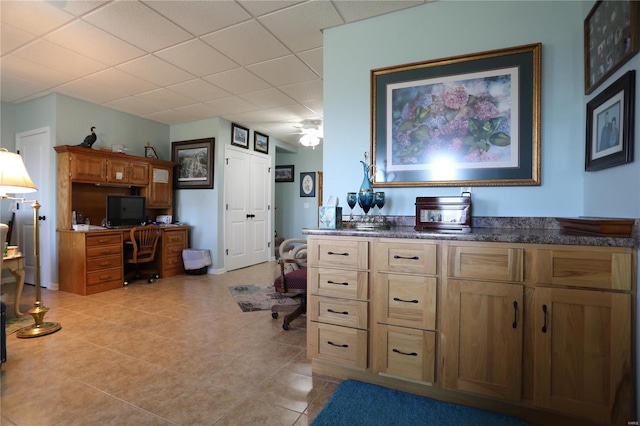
[0,1,75,36]
[12,39,109,78]
[155,39,238,77]
[55,78,129,104]
[175,103,223,120]
[144,109,193,125]
[201,20,290,66]
[246,55,317,87]
[143,0,251,36]
[167,79,231,102]
[279,79,323,103]
[56,1,110,17]
[239,88,296,109]
[1,23,37,55]
[298,47,323,77]
[205,96,257,115]
[237,1,303,17]
[258,1,343,53]
[203,68,270,95]
[84,68,159,95]
[1,55,77,88]
[230,103,318,124]
[105,96,166,117]
[116,55,195,86]
[83,1,192,52]
[334,0,426,23]
[136,88,198,109]
[302,99,323,116]
[45,20,146,66]
[0,73,49,102]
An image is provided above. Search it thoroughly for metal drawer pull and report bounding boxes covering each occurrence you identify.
[327,280,349,286]
[393,297,418,303]
[393,255,419,260]
[392,348,418,356]
[327,309,349,315]
[327,341,348,348]
[327,251,349,256]
[541,304,548,333]
[512,301,518,329]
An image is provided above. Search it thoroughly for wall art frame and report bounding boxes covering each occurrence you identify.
[231,123,249,149]
[371,43,541,187]
[300,172,316,197]
[275,165,295,182]
[171,137,215,189]
[585,70,635,171]
[584,0,639,95]
[254,131,269,154]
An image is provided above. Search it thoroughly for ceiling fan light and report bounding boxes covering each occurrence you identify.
[300,133,320,147]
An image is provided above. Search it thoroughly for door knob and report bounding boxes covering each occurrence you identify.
[38,215,46,221]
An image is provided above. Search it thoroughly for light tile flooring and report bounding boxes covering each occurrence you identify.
[1,261,338,425]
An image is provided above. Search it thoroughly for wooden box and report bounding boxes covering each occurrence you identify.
[415,196,471,232]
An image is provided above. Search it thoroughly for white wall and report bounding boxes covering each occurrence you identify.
[324,1,604,218]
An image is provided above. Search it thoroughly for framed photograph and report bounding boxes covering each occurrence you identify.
[275,165,294,182]
[231,123,249,149]
[584,0,639,95]
[371,43,541,187]
[171,138,215,189]
[300,172,316,197]
[254,131,269,154]
[585,70,635,171]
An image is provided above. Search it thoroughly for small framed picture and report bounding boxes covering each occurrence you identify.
[585,70,635,171]
[171,138,215,189]
[254,131,269,154]
[300,172,316,197]
[231,123,249,149]
[275,165,294,182]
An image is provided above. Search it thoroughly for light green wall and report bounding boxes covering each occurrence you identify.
[324,1,598,217]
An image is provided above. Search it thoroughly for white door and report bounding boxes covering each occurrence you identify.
[225,147,271,271]
[15,127,52,289]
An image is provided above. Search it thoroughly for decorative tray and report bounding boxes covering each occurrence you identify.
[555,217,635,237]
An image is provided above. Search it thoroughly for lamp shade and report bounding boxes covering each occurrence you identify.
[0,149,37,196]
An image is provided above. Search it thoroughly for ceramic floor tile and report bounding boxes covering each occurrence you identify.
[216,398,302,426]
[254,370,329,413]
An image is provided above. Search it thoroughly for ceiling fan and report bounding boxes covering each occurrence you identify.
[292,119,323,148]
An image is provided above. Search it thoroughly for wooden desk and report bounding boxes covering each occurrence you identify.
[2,255,25,317]
[58,226,189,295]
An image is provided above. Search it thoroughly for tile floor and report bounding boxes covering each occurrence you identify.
[0,261,338,425]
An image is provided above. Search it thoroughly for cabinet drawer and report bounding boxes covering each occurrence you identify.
[375,241,437,275]
[309,267,368,299]
[308,322,368,369]
[447,245,523,282]
[87,267,122,286]
[537,248,632,291]
[164,243,184,257]
[86,255,121,272]
[374,324,435,384]
[163,231,186,245]
[308,239,368,269]
[86,234,122,247]
[163,254,184,271]
[376,274,436,330]
[309,295,368,329]
[86,245,122,258]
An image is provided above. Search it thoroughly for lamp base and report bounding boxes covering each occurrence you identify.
[16,303,61,338]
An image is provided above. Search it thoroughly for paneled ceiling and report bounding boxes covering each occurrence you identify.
[1,0,428,146]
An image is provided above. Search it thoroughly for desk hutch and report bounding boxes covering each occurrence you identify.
[55,145,188,295]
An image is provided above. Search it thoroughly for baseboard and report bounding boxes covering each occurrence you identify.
[208,267,225,275]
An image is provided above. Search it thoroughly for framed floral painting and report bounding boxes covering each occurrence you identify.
[371,43,541,187]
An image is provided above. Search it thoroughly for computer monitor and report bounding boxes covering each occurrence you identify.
[105,195,146,228]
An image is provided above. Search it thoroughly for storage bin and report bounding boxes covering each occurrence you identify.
[182,249,211,275]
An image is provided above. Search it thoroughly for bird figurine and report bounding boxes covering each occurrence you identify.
[77,127,97,148]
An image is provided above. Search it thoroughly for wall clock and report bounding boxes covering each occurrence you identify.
[300,172,316,197]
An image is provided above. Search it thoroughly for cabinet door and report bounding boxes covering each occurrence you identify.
[534,287,631,424]
[147,166,173,208]
[107,159,130,183]
[128,161,149,185]
[443,279,523,401]
[70,153,106,182]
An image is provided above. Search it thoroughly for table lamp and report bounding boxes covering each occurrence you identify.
[0,148,61,338]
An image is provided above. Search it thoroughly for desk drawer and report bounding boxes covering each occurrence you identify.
[86,255,121,272]
[309,239,368,269]
[163,230,186,245]
[309,295,368,329]
[86,245,122,258]
[164,243,184,258]
[86,233,121,247]
[375,241,437,275]
[87,267,122,286]
[308,322,367,369]
[309,267,368,299]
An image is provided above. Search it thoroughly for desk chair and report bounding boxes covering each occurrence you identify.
[124,224,161,285]
[272,239,307,330]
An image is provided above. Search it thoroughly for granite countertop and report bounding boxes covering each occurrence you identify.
[302,217,639,248]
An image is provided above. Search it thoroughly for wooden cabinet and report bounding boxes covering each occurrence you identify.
[107,158,149,185]
[144,165,173,208]
[70,151,107,182]
[157,227,188,277]
[307,236,369,370]
[67,151,149,185]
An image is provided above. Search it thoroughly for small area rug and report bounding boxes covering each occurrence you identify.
[311,380,528,426]
[228,283,298,312]
[5,317,33,334]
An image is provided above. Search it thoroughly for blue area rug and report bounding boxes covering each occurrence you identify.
[312,380,528,426]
